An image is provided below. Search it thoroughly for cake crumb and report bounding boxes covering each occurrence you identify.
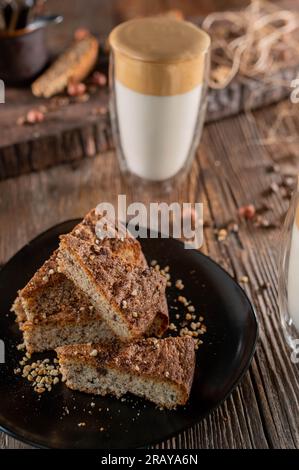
[175,279,184,290]
[90,349,98,357]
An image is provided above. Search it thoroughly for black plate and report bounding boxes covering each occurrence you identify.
[0,220,258,449]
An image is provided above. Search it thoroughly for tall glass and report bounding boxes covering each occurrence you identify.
[279,177,299,350]
[109,18,211,191]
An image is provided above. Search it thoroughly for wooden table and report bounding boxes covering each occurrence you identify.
[1,100,299,449]
[1,0,299,450]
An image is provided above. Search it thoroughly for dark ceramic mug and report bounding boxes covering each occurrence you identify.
[0,15,63,85]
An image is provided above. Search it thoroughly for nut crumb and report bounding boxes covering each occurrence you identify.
[175,279,184,290]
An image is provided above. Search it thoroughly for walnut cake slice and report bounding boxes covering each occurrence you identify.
[63,209,168,337]
[11,210,168,351]
[69,208,148,268]
[11,252,116,353]
[56,336,196,409]
[58,234,169,341]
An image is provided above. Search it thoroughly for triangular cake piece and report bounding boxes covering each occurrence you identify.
[11,211,168,351]
[69,208,148,268]
[56,336,196,409]
[11,251,116,353]
[58,234,169,341]
[64,209,168,336]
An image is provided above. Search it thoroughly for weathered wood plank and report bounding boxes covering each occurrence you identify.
[1,101,298,449]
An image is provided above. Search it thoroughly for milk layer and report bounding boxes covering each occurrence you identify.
[115,80,202,181]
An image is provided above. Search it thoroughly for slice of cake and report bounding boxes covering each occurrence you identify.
[17,211,148,325]
[67,209,168,337]
[69,209,148,269]
[58,235,169,341]
[11,211,168,351]
[11,252,116,353]
[12,296,115,354]
[56,336,196,409]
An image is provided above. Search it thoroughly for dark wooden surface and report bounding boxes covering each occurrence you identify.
[1,0,299,450]
[1,98,299,449]
[1,0,298,181]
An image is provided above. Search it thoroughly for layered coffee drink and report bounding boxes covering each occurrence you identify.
[109,17,210,185]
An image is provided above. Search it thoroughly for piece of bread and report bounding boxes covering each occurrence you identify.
[56,336,196,409]
[32,35,99,98]
[58,235,169,341]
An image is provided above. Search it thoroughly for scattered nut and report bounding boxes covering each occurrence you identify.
[67,80,86,97]
[26,109,45,124]
[91,71,107,87]
[238,204,256,220]
[74,28,90,40]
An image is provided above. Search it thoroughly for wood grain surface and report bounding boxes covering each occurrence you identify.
[1,99,298,449]
[1,0,298,181]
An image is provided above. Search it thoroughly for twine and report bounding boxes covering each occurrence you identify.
[202,0,299,89]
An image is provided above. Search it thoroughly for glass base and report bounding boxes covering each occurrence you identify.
[118,162,194,196]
